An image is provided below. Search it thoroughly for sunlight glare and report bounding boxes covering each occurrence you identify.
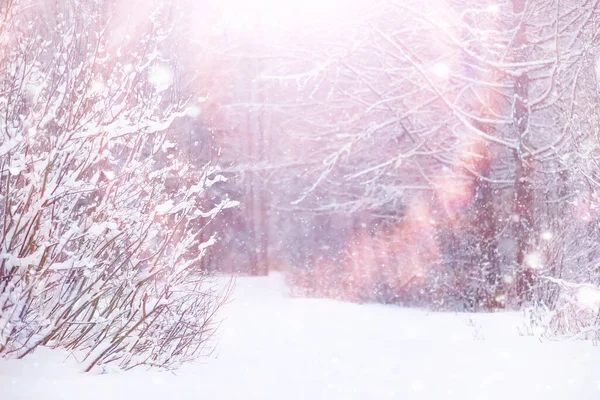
[216,0,360,32]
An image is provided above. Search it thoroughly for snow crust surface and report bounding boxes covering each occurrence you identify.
[1,273,600,399]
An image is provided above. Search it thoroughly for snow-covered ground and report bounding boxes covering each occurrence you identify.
[2,273,600,399]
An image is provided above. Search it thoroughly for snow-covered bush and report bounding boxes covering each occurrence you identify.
[529,278,600,343]
[0,0,235,371]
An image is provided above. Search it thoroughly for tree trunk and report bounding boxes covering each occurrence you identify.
[472,151,500,309]
[246,21,269,276]
[514,153,534,304]
[511,0,535,305]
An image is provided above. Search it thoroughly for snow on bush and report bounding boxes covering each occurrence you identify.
[531,277,600,343]
[0,0,233,371]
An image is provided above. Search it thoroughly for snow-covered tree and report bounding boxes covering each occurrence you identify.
[234,0,600,312]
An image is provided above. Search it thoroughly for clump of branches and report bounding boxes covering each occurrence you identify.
[0,0,235,371]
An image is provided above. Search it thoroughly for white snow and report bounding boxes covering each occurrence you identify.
[154,200,175,215]
[2,273,600,399]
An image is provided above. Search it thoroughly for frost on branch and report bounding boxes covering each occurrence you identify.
[0,1,232,371]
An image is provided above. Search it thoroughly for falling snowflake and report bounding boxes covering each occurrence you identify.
[577,286,600,309]
[525,252,543,269]
[431,63,450,79]
[487,5,500,14]
[541,231,553,241]
[149,64,173,92]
